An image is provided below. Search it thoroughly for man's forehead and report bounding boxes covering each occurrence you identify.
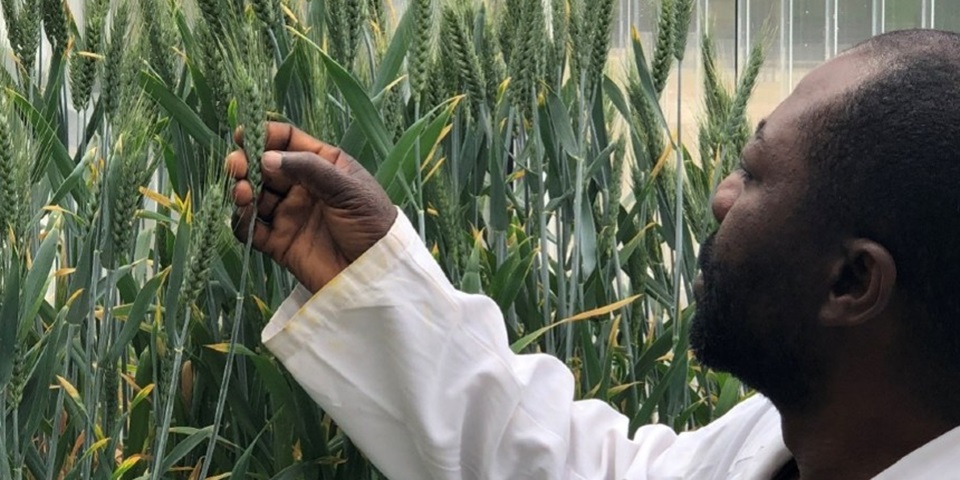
[759,52,878,146]
[795,52,878,99]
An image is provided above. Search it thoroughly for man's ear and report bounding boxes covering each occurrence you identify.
[820,239,897,327]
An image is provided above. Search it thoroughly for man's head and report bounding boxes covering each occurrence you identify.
[691,30,960,417]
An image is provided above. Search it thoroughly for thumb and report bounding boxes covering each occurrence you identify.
[263,150,354,202]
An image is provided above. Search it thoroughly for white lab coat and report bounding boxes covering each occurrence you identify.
[262,211,960,480]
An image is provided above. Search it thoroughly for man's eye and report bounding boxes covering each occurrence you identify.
[737,162,754,182]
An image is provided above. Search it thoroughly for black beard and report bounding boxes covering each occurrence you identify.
[690,233,818,411]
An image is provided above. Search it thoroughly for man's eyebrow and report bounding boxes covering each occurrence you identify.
[754,119,767,140]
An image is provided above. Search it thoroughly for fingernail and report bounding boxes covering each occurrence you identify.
[262,151,281,172]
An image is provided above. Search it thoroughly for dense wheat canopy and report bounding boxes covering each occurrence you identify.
[0,0,785,477]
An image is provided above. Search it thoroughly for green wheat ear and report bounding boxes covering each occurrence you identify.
[507,0,546,120]
[42,0,69,52]
[673,0,695,61]
[142,0,180,87]
[727,41,766,149]
[252,0,278,27]
[443,5,486,120]
[1,1,21,62]
[106,98,158,268]
[102,0,130,118]
[5,0,42,75]
[221,13,274,196]
[182,178,227,309]
[326,0,364,69]
[479,9,506,105]
[6,344,26,407]
[547,0,569,89]
[652,0,677,97]
[197,22,231,132]
[239,75,267,193]
[409,0,435,101]
[0,96,31,249]
[0,99,16,240]
[80,146,103,236]
[70,0,109,111]
[585,0,616,89]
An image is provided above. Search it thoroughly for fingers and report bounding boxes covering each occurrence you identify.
[230,148,356,204]
[234,122,326,154]
[227,149,297,196]
[271,150,355,203]
[225,150,247,179]
[234,122,362,169]
[233,188,315,262]
[232,204,273,251]
[256,190,282,223]
[233,179,254,206]
[232,178,283,222]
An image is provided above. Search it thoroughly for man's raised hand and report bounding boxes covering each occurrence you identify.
[228,122,397,293]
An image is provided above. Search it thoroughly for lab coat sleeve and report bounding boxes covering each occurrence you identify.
[261,210,681,480]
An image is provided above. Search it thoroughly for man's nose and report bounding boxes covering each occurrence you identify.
[711,174,743,223]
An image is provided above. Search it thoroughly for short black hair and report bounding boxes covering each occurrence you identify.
[803,29,960,417]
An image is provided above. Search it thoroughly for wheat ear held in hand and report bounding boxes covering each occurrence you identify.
[197,12,274,480]
[239,72,267,195]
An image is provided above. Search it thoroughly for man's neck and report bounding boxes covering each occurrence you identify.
[778,379,956,480]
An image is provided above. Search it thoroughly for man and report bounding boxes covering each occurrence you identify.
[227,29,960,479]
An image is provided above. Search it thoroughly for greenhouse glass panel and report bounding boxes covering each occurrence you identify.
[885,0,923,31]
[933,0,960,32]
[838,0,874,51]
